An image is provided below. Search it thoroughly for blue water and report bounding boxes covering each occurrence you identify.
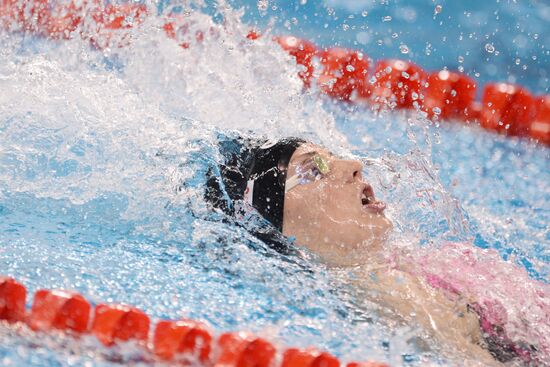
[234,0,549,94]
[0,0,549,366]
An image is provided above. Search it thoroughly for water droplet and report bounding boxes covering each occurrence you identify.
[346,65,355,72]
[458,56,464,63]
[392,33,398,39]
[399,44,409,54]
[385,66,392,73]
[382,16,392,22]
[450,89,457,97]
[411,92,419,100]
[458,65,464,72]
[485,43,495,53]
[361,10,369,17]
[515,58,521,65]
[432,107,442,115]
[401,71,410,79]
[300,0,307,4]
[257,0,268,15]
[342,24,349,31]
[434,5,442,15]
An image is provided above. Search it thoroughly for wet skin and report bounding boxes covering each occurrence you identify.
[282,143,393,267]
[281,143,499,365]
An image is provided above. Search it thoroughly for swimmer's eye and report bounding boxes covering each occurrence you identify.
[313,155,330,175]
[302,166,321,182]
[285,154,330,193]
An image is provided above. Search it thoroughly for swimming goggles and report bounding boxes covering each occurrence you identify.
[285,154,330,193]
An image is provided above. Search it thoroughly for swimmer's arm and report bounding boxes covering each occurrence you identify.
[356,267,501,366]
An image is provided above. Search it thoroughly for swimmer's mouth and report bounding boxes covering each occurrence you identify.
[360,184,386,214]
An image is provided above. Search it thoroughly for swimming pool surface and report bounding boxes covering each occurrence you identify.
[0,0,548,365]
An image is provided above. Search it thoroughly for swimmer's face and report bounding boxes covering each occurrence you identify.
[282,143,392,266]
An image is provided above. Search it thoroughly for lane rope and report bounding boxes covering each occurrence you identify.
[0,276,388,367]
[1,0,547,145]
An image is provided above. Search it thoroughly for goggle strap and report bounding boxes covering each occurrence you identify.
[243,179,255,205]
[285,174,301,193]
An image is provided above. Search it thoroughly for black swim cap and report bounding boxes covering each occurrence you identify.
[205,135,304,231]
[244,138,304,230]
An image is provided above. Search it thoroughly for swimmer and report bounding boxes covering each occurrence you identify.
[205,134,547,366]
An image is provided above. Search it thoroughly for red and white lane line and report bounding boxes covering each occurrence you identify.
[0,276,388,366]
[0,1,548,146]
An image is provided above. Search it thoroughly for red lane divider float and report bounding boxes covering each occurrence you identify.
[282,348,340,367]
[370,59,425,110]
[0,0,548,146]
[92,304,150,346]
[276,36,317,87]
[532,96,550,145]
[480,83,537,137]
[0,276,388,366]
[317,47,370,101]
[154,319,212,363]
[422,70,477,121]
[88,2,148,49]
[0,277,26,323]
[28,289,91,333]
[216,332,277,367]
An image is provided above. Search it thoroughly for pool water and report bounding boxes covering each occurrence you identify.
[0,0,548,366]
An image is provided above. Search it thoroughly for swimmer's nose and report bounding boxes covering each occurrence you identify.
[332,159,363,183]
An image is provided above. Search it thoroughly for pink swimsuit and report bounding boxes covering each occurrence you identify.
[399,243,549,364]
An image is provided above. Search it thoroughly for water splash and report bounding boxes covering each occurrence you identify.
[0,1,548,366]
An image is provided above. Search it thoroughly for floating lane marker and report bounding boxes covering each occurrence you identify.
[0,277,26,323]
[0,276,390,366]
[153,319,212,363]
[0,1,548,145]
[275,36,318,88]
[215,332,277,367]
[28,289,91,334]
[281,347,340,367]
[422,70,477,121]
[531,96,550,145]
[317,47,371,102]
[91,303,150,346]
[481,83,537,136]
[370,59,426,110]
